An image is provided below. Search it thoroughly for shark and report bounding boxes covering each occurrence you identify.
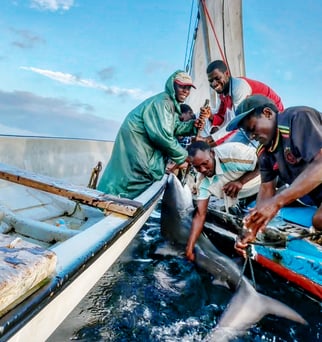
[160,173,307,341]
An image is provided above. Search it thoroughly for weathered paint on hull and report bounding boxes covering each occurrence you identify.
[255,254,322,300]
[254,238,322,300]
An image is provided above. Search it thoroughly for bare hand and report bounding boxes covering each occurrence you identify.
[234,227,257,258]
[199,106,211,120]
[210,126,219,134]
[186,245,195,261]
[234,199,280,257]
[177,161,189,170]
[222,181,243,198]
[194,135,207,142]
[243,198,280,232]
[234,238,248,258]
[194,118,205,130]
[165,161,178,174]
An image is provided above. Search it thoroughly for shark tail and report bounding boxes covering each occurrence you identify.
[259,291,307,325]
[206,281,307,341]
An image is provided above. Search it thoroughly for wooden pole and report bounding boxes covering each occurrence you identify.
[196,99,210,138]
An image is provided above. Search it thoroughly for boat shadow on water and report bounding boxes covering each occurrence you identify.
[49,202,321,342]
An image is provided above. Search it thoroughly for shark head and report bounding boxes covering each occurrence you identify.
[160,173,195,245]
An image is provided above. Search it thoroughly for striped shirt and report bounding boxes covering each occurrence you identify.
[197,142,257,200]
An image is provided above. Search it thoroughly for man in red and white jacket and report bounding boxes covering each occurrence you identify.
[200,60,284,146]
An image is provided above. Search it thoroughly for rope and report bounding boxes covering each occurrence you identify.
[185,1,200,72]
[185,0,231,74]
[248,230,322,248]
[184,0,196,70]
[237,246,257,290]
[180,162,193,187]
[247,246,257,289]
[237,230,322,289]
[65,201,81,217]
[288,231,322,241]
[200,0,229,72]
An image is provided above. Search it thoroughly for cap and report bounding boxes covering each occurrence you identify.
[174,72,196,89]
[226,95,275,131]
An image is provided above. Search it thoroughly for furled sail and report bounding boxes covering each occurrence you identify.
[186,0,245,111]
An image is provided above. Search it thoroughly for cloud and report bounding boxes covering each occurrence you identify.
[30,0,74,11]
[0,90,120,140]
[11,28,45,49]
[98,67,116,81]
[20,66,153,100]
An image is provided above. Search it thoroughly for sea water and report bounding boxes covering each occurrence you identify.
[48,203,321,342]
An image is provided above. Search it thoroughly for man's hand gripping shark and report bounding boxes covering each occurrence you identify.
[160,174,307,341]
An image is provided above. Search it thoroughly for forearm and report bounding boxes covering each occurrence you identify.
[256,181,276,204]
[197,135,217,147]
[175,119,195,136]
[237,165,259,186]
[274,151,322,208]
[187,212,206,251]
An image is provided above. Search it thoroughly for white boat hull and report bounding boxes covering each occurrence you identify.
[0,135,167,341]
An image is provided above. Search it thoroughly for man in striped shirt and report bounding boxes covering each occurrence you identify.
[185,141,260,262]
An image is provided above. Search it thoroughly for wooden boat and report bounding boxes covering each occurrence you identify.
[1,3,238,340]
[186,0,322,301]
[1,1,320,340]
[0,136,167,341]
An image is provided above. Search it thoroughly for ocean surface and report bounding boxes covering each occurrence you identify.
[48,203,321,342]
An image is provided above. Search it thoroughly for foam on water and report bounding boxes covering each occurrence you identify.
[48,206,322,342]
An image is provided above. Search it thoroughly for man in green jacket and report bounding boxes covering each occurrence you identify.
[97,70,200,199]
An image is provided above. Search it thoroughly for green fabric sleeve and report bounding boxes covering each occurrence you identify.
[143,100,190,164]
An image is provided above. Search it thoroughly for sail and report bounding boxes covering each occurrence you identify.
[186,0,245,112]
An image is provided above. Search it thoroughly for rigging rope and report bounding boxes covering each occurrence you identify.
[200,0,229,71]
[184,0,196,71]
[185,1,200,73]
[185,1,233,75]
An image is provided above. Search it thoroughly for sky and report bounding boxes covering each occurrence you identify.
[0,0,321,140]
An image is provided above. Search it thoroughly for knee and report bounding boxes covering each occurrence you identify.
[312,208,322,231]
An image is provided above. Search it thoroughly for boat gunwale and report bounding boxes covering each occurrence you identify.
[0,175,167,341]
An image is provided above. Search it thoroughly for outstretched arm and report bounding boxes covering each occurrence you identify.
[234,180,276,256]
[247,149,322,233]
[186,198,209,261]
[236,149,322,256]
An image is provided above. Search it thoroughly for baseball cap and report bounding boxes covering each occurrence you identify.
[174,72,196,89]
[226,95,275,131]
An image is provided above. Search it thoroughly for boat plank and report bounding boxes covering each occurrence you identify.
[0,163,142,217]
[0,235,57,317]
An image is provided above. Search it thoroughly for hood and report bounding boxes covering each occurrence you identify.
[165,70,185,114]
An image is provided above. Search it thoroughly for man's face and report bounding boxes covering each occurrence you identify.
[240,110,276,146]
[190,149,215,177]
[207,68,230,94]
[174,83,192,103]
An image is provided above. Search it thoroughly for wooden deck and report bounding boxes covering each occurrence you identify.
[0,163,142,217]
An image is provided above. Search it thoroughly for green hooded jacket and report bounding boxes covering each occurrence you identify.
[97,70,196,199]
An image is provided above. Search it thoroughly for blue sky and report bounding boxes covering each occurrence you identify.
[0,0,321,140]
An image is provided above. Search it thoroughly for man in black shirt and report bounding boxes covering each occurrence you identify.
[226,95,322,254]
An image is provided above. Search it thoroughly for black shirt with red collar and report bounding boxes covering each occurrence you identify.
[257,106,322,205]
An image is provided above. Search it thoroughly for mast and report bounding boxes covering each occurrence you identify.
[186,0,245,111]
